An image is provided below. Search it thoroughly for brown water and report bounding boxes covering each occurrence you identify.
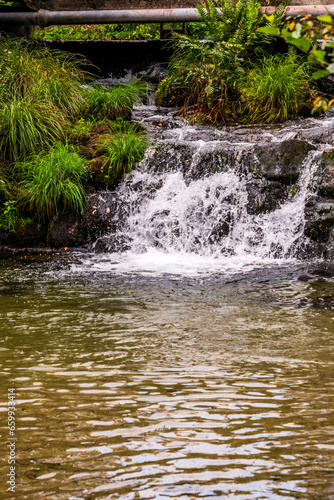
[1,255,334,499]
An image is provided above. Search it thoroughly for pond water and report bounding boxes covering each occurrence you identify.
[1,254,334,499]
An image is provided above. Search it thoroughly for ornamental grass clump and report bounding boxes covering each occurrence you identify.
[85,82,147,120]
[242,48,314,123]
[99,124,148,185]
[0,98,65,161]
[0,38,87,160]
[21,143,87,225]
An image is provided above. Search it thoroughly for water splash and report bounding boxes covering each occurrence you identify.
[87,113,330,274]
[108,151,320,259]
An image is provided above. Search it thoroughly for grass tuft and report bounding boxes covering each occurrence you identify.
[85,82,147,120]
[99,124,149,185]
[20,143,88,224]
[242,48,314,123]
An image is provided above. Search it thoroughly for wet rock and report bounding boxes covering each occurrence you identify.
[254,139,316,184]
[87,157,108,190]
[94,234,131,253]
[0,223,45,247]
[318,149,334,198]
[297,124,334,144]
[47,212,84,248]
[317,75,334,98]
[246,179,288,214]
[325,228,334,259]
[304,198,334,243]
[82,191,126,242]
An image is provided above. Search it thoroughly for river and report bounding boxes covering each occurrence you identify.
[1,107,334,498]
[1,254,334,499]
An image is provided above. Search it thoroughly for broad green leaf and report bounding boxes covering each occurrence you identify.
[312,69,330,79]
[288,37,311,52]
[318,15,333,23]
[258,26,280,36]
[312,49,326,61]
[327,62,334,72]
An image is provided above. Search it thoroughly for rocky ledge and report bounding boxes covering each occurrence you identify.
[2,112,334,260]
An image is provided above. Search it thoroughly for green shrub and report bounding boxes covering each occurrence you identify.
[155,0,274,123]
[0,39,89,161]
[0,200,20,232]
[99,125,148,185]
[0,98,65,161]
[21,143,87,224]
[32,23,160,41]
[0,39,86,117]
[241,48,313,123]
[85,82,147,120]
[66,118,96,142]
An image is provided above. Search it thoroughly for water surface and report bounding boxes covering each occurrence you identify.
[1,255,334,499]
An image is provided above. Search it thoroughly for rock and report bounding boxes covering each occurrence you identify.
[47,212,84,248]
[246,179,288,214]
[254,139,316,184]
[0,223,45,247]
[324,228,334,259]
[87,157,108,190]
[318,149,334,198]
[316,75,334,98]
[82,191,127,242]
[94,234,131,253]
[304,198,334,243]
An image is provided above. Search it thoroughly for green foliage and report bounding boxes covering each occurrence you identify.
[0,200,20,232]
[32,23,160,41]
[66,118,96,142]
[155,0,276,123]
[99,125,148,185]
[0,39,87,160]
[259,14,334,111]
[0,98,65,161]
[85,82,147,120]
[20,143,88,224]
[242,48,313,123]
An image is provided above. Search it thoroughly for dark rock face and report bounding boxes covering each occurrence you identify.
[254,140,316,184]
[304,198,334,244]
[318,149,334,198]
[246,179,288,215]
[47,212,84,248]
[81,191,127,244]
[0,224,45,247]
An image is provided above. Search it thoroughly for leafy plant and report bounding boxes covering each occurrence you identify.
[242,48,313,123]
[0,98,65,161]
[0,39,90,160]
[155,0,275,123]
[0,200,20,232]
[32,23,160,41]
[99,125,148,185]
[20,143,88,224]
[66,118,96,142]
[259,13,334,111]
[85,81,147,120]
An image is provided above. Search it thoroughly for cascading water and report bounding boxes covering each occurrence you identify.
[90,109,331,274]
[113,151,319,259]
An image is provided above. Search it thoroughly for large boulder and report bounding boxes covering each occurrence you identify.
[254,139,316,184]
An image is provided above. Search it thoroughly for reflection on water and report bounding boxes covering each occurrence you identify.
[1,255,334,499]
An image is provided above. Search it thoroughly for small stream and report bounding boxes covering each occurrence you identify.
[1,108,334,499]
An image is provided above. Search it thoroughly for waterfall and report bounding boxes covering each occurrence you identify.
[110,150,319,260]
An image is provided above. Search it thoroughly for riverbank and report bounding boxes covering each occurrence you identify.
[2,107,334,260]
